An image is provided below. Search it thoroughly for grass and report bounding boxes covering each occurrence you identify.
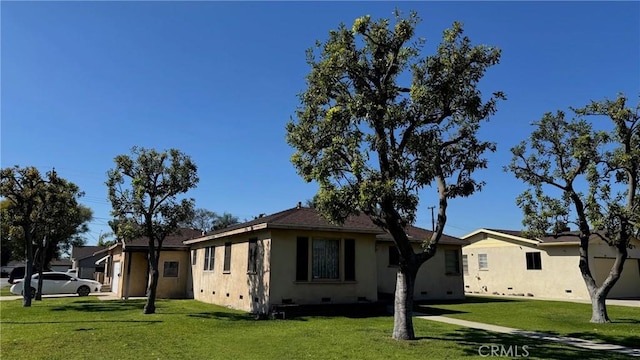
[0,285,13,297]
[1,297,636,360]
[418,295,640,348]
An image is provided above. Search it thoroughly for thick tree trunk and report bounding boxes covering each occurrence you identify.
[590,291,609,323]
[392,266,418,340]
[143,251,159,315]
[579,234,626,324]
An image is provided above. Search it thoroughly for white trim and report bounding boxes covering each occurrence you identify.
[461,228,540,245]
[95,254,110,265]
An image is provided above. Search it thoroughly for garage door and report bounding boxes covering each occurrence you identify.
[112,261,121,295]
[595,258,640,298]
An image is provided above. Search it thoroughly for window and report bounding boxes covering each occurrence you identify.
[478,254,488,270]
[223,242,232,272]
[247,238,258,274]
[445,250,461,275]
[389,246,400,266]
[42,273,71,281]
[462,254,469,275]
[296,237,309,281]
[203,247,214,271]
[344,239,356,281]
[312,238,340,280]
[526,252,542,270]
[163,261,179,277]
[192,249,197,266]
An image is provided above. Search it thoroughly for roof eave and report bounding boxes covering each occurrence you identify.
[462,228,539,245]
[184,223,269,244]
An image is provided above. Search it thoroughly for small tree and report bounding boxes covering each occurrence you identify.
[106,147,198,314]
[508,94,639,323]
[286,11,503,339]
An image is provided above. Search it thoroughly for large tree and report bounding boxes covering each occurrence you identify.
[286,11,503,340]
[0,167,90,305]
[179,209,239,233]
[32,178,91,300]
[106,147,199,314]
[508,94,639,323]
[2,186,91,272]
[212,212,239,230]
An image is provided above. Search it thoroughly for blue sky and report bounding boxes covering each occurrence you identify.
[2,2,639,244]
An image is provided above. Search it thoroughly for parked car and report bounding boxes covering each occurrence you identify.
[10,272,102,297]
[66,268,78,277]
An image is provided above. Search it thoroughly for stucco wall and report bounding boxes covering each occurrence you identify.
[376,242,465,300]
[155,250,190,299]
[590,240,640,299]
[124,251,148,298]
[191,230,271,313]
[269,229,378,306]
[462,234,640,300]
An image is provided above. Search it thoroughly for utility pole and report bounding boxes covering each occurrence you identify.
[428,206,435,231]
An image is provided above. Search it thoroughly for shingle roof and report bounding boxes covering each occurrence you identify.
[50,258,72,266]
[71,246,107,261]
[124,228,204,249]
[198,207,465,246]
[485,228,598,244]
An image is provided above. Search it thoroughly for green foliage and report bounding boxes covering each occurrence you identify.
[179,209,240,233]
[97,231,117,247]
[509,94,639,245]
[106,146,199,243]
[287,10,503,251]
[0,167,91,266]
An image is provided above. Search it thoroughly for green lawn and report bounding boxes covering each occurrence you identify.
[0,285,13,297]
[418,296,640,349]
[1,297,634,360]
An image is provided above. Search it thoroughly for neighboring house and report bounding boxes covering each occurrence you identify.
[50,258,73,273]
[462,229,640,300]
[185,205,466,314]
[97,229,203,299]
[71,246,107,279]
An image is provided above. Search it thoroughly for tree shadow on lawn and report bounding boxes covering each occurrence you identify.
[415,306,468,316]
[49,299,147,313]
[414,296,522,308]
[419,327,632,360]
[563,330,640,350]
[2,319,161,325]
[187,312,257,321]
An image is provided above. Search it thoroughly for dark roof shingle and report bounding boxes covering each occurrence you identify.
[202,207,464,245]
[71,246,107,260]
[125,228,204,249]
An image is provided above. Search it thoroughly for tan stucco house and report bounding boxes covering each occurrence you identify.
[462,229,640,300]
[97,229,203,299]
[185,205,466,314]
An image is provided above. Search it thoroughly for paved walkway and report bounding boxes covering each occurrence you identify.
[417,315,640,357]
